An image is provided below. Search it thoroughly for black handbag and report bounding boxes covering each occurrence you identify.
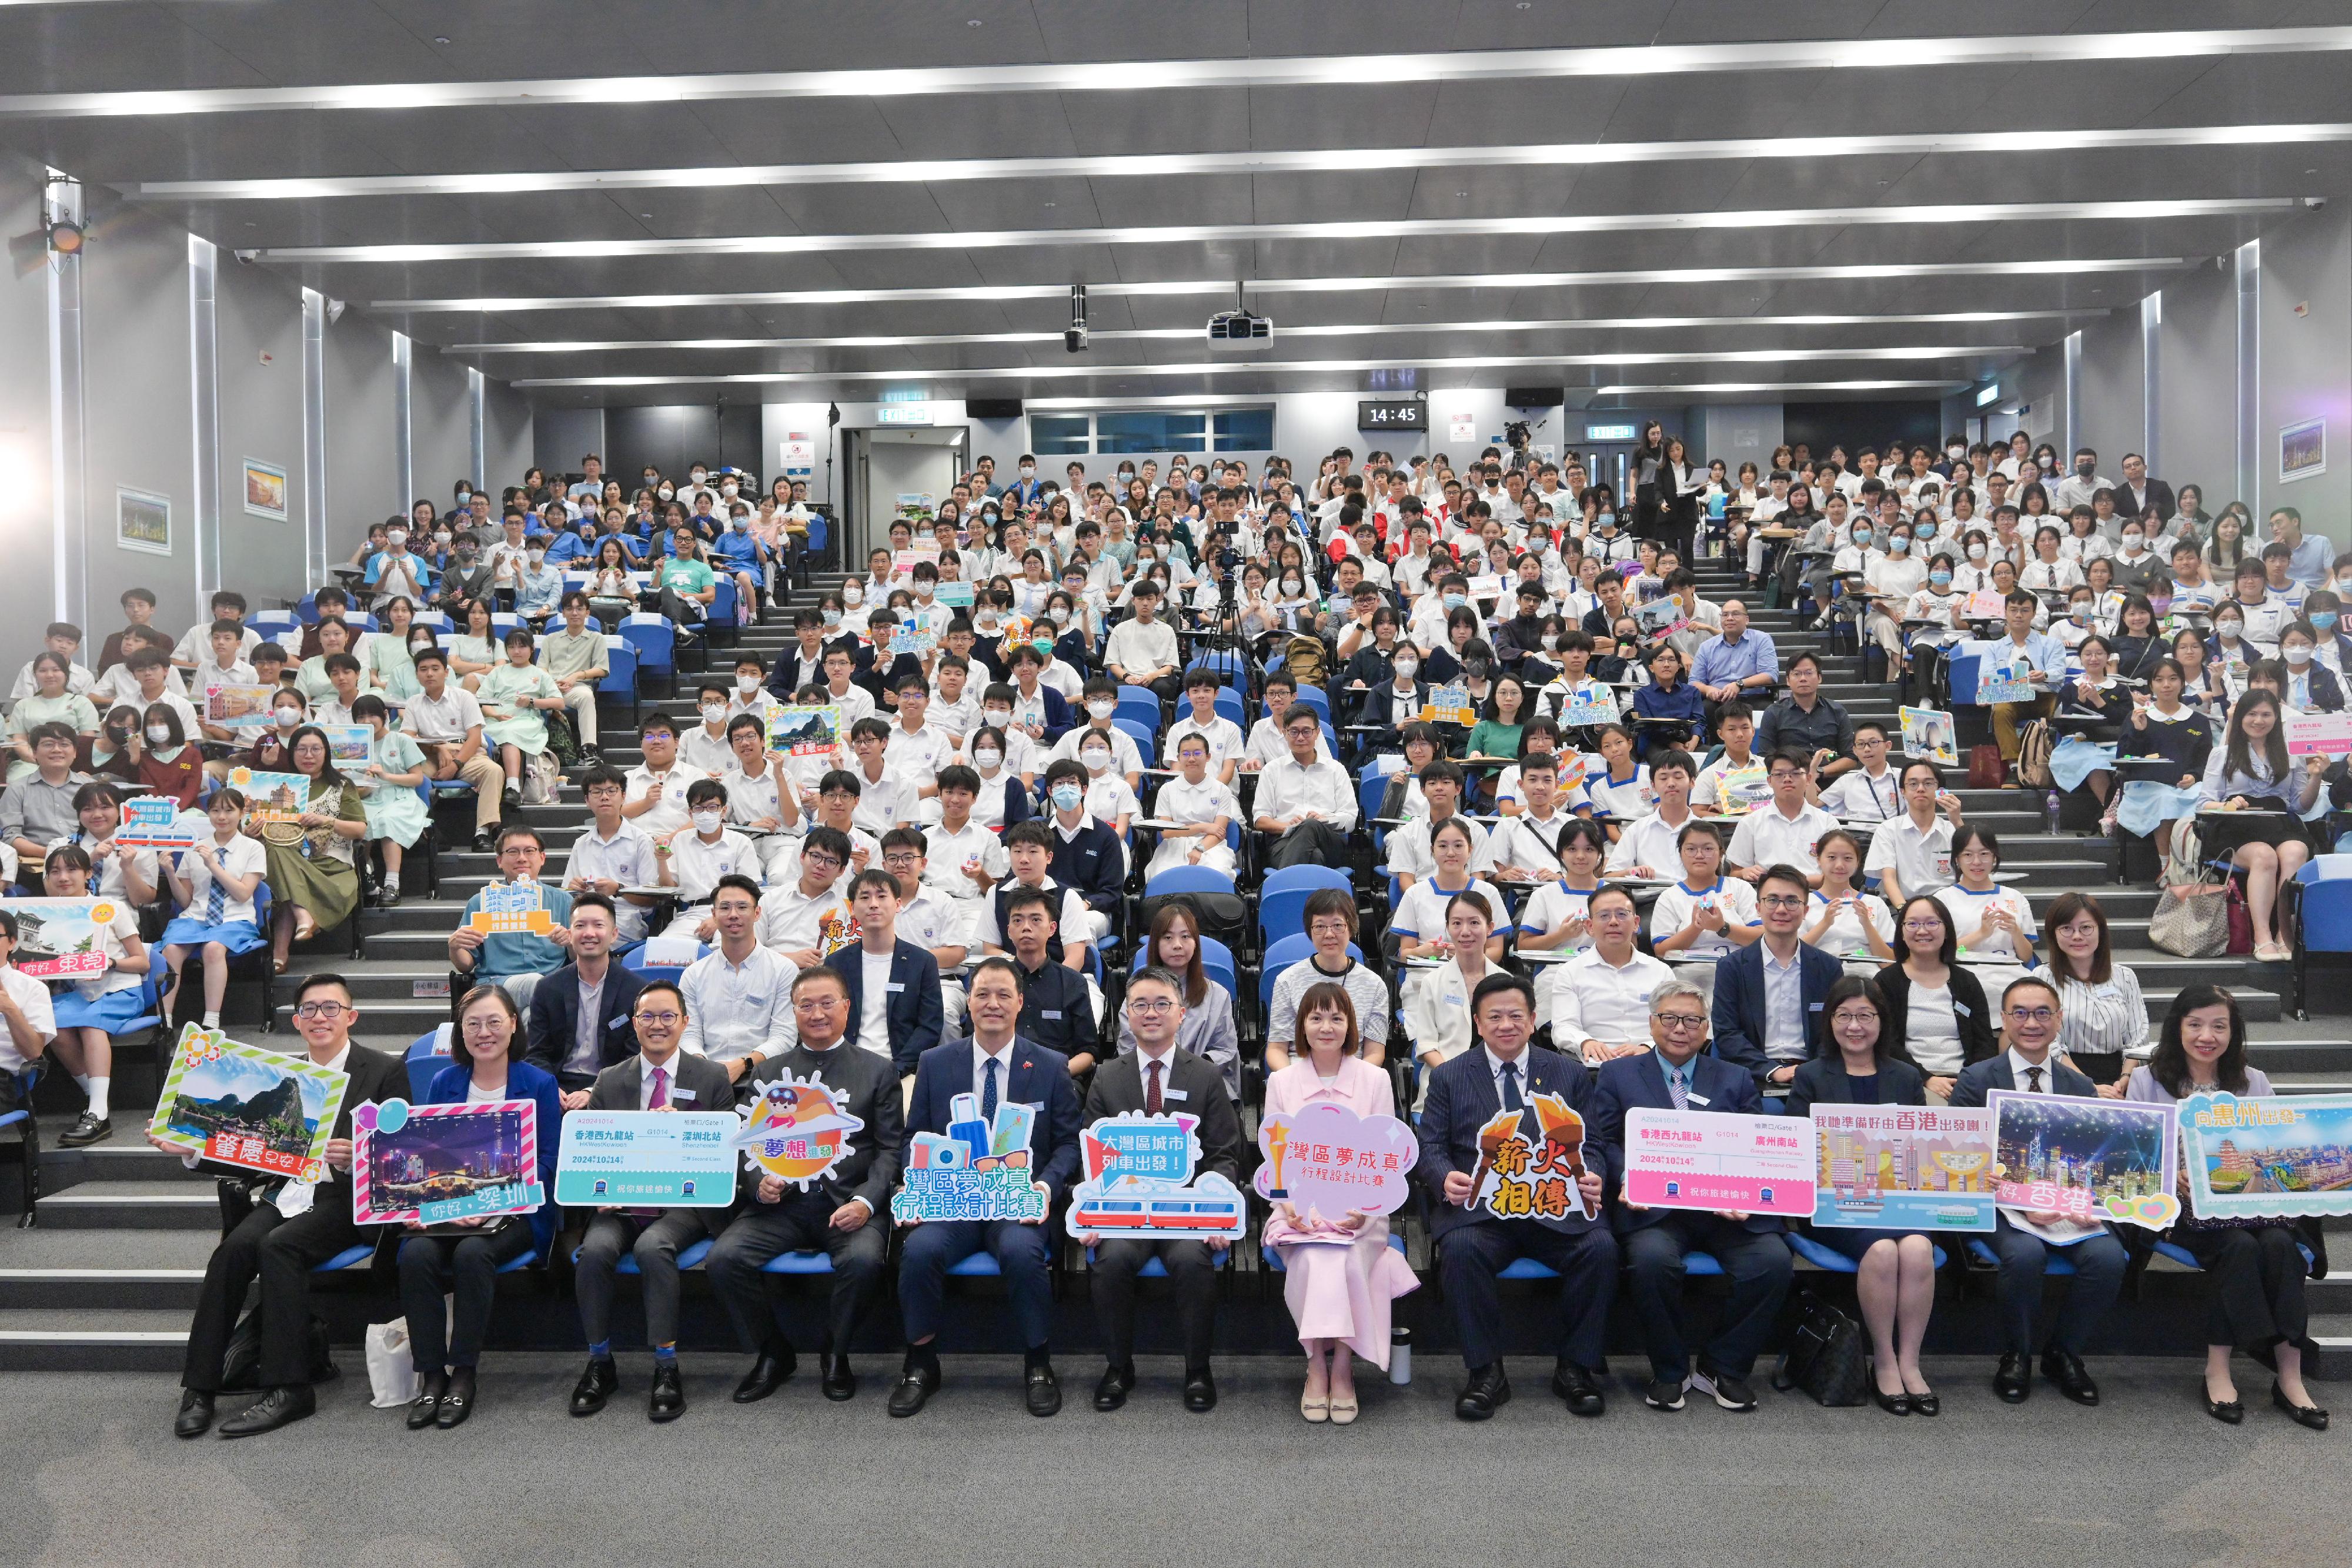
[1771,1289,1869,1406]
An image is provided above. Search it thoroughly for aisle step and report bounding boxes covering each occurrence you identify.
[0,1309,192,1371]
[38,1182,218,1231]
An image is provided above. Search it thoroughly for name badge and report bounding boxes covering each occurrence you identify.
[1043,1009,1063,1020]
[670,1088,697,1103]
[608,1016,628,1030]
[886,981,904,993]
[1686,1092,1710,1106]
[1807,1001,1823,1012]
[1953,1001,1971,1018]
[1161,1088,1189,1102]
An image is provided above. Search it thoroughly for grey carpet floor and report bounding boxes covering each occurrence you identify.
[0,1355,2340,1568]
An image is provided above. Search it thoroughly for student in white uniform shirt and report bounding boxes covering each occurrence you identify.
[1603,747,1702,879]
[754,825,858,968]
[1397,887,1506,1111]
[879,829,974,1035]
[1485,751,1587,881]
[920,765,1007,903]
[1051,681,1147,790]
[565,767,665,943]
[1648,821,1762,1005]
[1144,732,1240,878]
[716,714,794,879]
[1075,743,1141,850]
[1862,759,1964,906]
[1819,722,1904,820]
[1726,749,1840,887]
[657,780,764,941]
[1547,885,1672,1063]
[1389,818,1506,965]
[843,718,920,836]
[1512,818,1611,960]
[926,654,981,741]
[1164,670,1245,785]
[881,673,957,801]
[621,715,707,842]
[1240,672,1330,771]
[1802,830,1898,974]
[0,908,58,1124]
[769,771,878,890]
[972,828,1097,965]
[968,687,1043,783]
[680,683,743,775]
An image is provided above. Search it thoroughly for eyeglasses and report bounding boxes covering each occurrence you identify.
[633,1010,682,1027]
[1831,1011,1880,1028]
[2004,1007,2057,1027]
[1902,920,1945,934]
[1127,998,1177,1017]
[1653,1012,1708,1031]
[1759,894,1807,910]
[801,852,843,871]
[292,1001,350,1019]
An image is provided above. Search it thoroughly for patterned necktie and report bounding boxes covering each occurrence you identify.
[204,862,227,922]
[2026,1066,2044,1093]
[1668,1065,1690,1111]
[1499,1059,1524,1112]
[983,1057,1000,1125]
[648,1065,669,1109]
[1146,1059,1162,1116]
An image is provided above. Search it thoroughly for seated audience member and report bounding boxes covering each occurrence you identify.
[1788,977,1941,1415]
[1145,732,1241,878]
[1863,759,1963,905]
[0,910,54,1121]
[1264,889,1390,1071]
[1935,824,2038,1002]
[1399,888,1504,1104]
[2125,984,2328,1430]
[53,781,160,907]
[1512,817,1610,957]
[1165,667,1245,784]
[1803,829,1898,972]
[1710,863,1844,1090]
[826,868,946,1075]
[1590,978,1795,1413]
[2,721,92,874]
[540,592,610,759]
[522,894,641,1105]
[1689,704,1763,814]
[1820,720,1903,820]
[1251,703,1358,868]
[1390,818,1504,964]
[447,824,577,1009]
[681,680,744,774]
[890,958,1082,1418]
[476,627,563,808]
[1874,895,1997,1102]
[2044,892,2147,1092]
[157,788,268,1031]
[569,981,737,1423]
[1386,760,1495,892]
[1648,821,1761,1001]
[1549,884,1673,1064]
[975,820,1090,967]
[163,974,404,1439]
[35,844,148,1146]
[1725,750,1839,885]
[877,830,975,1032]
[622,711,707,845]
[1950,976,2129,1407]
[754,824,857,968]
[717,714,793,879]
[987,885,1099,1075]
[1603,747,1699,878]
[404,648,507,852]
[1038,759,1122,940]
[658,778,760,940]
[8,661,99,784]
[1752,651,1855,781]
[1262,983,1419,1424]
[564,765,663,944]
[257,725,369,974]
[396,985,563,1430]
[774,769,877,887]
[1418,973,1615,1421]
[679,875,799,1086]
[923,764,1009,900]
[1082,967,1245,1414]
[1114,902,1239,1096]
[707,964,904,1407]
[2199,690,2323,961]
[350,694,429,905]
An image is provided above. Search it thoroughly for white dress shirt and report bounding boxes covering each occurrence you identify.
[679,942,799,1062]
[1760,941,1808,1062]
[1253,754,1359,832]
[1727,800,1840,872]
[1547,946,1671,1049]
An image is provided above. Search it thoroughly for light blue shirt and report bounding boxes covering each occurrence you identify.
[1992,630,2066,678]
[1690,628,1779,690]
[2287,531,2333,589]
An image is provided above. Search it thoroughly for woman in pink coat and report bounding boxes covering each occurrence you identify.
[1261,981,1419,1424]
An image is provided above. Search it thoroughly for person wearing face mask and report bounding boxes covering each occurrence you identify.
[2051,447,2112,515]
[510,533,566,625]
[2276,622,2345,713]
[1862,526,1927,678]
[1051,677,1144,792]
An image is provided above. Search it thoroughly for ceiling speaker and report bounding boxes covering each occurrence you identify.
[965,396,1025,419]
[1504,385,1564,408]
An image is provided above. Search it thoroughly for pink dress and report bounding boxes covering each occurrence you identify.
[1261,1055,1420,1366]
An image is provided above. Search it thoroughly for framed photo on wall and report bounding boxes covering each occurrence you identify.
[115,486,171,556]
[242,458,288,520]
[2280,417,2326,484]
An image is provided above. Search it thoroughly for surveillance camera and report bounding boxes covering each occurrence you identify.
[1064,325,1089,353]
[233,249,258,265]
[1065,281,1087,353]
[326,297,346,325]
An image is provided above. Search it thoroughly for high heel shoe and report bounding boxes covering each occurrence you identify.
[1300,1386,1329,1423]
[2273,1381,2328,1430]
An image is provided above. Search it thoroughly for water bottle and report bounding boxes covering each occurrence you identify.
[2045,789,2062,835]
[1389,1325,1412,1385]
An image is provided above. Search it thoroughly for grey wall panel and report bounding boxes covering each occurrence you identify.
[2076,307,2144,473]
[485,377,533,493]
[2256,205,2352,545]
[78,201,195,631]
[2157,262,2239,513]
[0,158,55,637]
[410,349,475,499]
[533,406,603,483]
[212,255,309,610]
[2009,343,2064,452]
[323,314,400,531]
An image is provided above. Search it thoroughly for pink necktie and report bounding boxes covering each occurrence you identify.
[648,1065,669,1109]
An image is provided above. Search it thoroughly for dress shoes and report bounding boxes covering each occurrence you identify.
[1993,1351,2032,1404]
[2040,1349,2100,1406]
[216,1383,314,1438]
[887,1365,940,1417]
[1552,1363,1605,1418]
[1182,1368,1217,1414]
[1024,1360,1062,1417]
[173,1389,215,1439]
[1909,1387,1940,1418]
[1455,1363,1512,1422]
[569,1356,618,1417]
[1093,1363,1133,1412]
[2273,1382,2330,1431]
[820,1353,857,1402]
[2207,1393,2246,1425]
[731,1341,796,1403]
[648,1360,685,1422]
[435,1368,476,1430]
[407,1372,448,1430]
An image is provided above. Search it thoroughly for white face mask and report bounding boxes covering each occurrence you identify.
[690,470,707,484]
[1086,699,1117,719]
[973,748,1003,770]
[1540,634,1559,651]
[691,810,724,834]
[527,549,546,565]
[720,483,738,498]
[276,708,303,728]
[2122,533,2144,551]
[2217,618,2243,637]
[984,709,1011,728]
[1968,542,1987,561]
[433,530,452,546]
[2285,644,2315,666]
[1020,466,1035,478]
[1081,747,1111,773]
[914,584,934,600]
[843,587,863,606]
[145,724,172,744]
[386,529,407,548]
[700,704,727,725]
[1392,657,1418,678]
[735,673,759,693]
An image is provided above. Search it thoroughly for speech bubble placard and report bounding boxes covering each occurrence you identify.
[1253,1101,1418,1228]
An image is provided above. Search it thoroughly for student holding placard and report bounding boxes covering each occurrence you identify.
[36,844,149,1146]
[395,985,563,1431]
[52,781,160,908]
[2124,984,2327,1429]
[158,790,268,1030]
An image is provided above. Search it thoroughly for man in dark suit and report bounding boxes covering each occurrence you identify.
[1080,967,1244,1415]
[522,894,642,1103]
[568,981,737,1424]
[1949,974,2127,1406]
[1589,975,1795,1413]
[1418,973,1616,1421]
[1709,864,1846,1090]
[706,965,904,1405]
[167,973,406,1438]
[890,957,1083,1419]
[765,609,830,701]
[825,868,945,1075]
[2110,454,2174,531]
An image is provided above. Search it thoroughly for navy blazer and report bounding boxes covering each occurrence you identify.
[1046,814,1124,916]
[1018,683,1076,745]
[1710,940,1847,1088]
[1587,1049,1779,1235]
[825,939,945,1076]
[1415,1045,1604,1240]
[522,959,644,1085]
[1947,1051,2098,1106]
[423,1058,566,1252]
[906,1037,1083,1204]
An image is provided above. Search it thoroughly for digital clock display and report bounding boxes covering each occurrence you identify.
[1357,399,1427,430]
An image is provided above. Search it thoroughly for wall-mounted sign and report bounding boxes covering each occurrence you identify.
[1584,424,1640,442]
[876,404,934,426]
[1357,398,1426,430]
[2281,417,2326,484]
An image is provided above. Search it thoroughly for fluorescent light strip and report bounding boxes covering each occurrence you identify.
[8,28,2350,118]
[375,258,2181,315]
[1595,380,1969,394]
[131,122,2352,202]
[446,311,2088,355]
[507,347,2017,391]
[260,199,2291,265]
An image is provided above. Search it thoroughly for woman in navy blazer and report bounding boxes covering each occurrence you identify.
[397,985,565,1431]
[1787,976,1942,1416]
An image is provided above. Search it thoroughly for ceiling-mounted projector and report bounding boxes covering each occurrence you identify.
[1207,308,1274,355]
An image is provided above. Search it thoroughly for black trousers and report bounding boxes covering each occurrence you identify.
[1264,820,1352,870]
[1622,1216,1793,1382]
[1436,1218,1618,1372]
[705,1193,888,1355]
[2173,1224,2312,1353]
[182,1198,358,1392]
[397,1222,537,1372]
[1091,1236,1218,1370]
[1986,1212,2128,1356]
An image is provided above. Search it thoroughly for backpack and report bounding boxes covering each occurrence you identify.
[1282,634,1328,688]
[2016,719,2054,790]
